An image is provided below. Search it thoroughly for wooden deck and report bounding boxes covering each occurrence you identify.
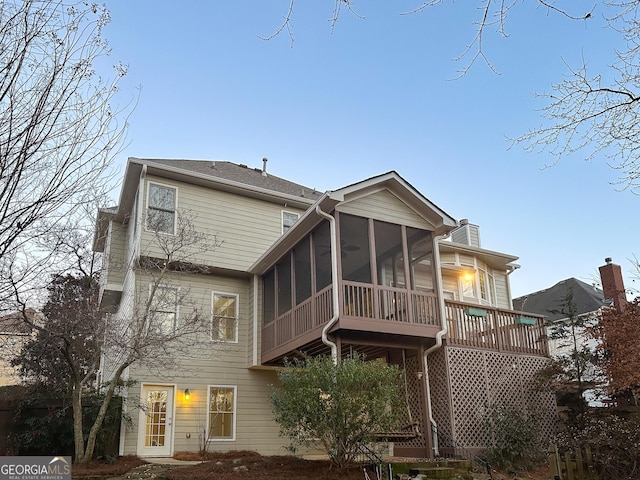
[261,281,547,364]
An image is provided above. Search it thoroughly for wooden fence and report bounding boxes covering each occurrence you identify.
[548,444,597,480]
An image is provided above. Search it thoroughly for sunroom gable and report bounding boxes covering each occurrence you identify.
[329,171,457,235]
[336,187,436,231]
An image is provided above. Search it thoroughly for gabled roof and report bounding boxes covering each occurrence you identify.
[250,171,459,274]
[94,158,324,251]
[513,278,606,322]
[140,159,324,201]
[329,171,457,235]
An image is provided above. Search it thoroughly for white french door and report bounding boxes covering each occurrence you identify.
[137,384,174,456]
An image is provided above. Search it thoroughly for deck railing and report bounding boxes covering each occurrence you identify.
[445,299,548,356]
[262,283,548,358]
[343,281,440,326]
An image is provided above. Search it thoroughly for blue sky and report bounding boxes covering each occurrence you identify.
[100,1,637,298]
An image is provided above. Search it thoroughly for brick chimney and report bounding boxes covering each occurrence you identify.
[598,257,628,313]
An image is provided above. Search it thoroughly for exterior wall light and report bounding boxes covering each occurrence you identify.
[184,388,191,401]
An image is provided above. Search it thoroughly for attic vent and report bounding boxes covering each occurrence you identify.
[239,164,248,168]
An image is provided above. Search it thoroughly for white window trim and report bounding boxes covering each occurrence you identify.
[148,284,179,334]
[206,385,237,442]
[281,210,299,235]
[211,291,239,343]
[145,181,178,235]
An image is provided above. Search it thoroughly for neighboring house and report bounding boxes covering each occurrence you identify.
[0,309,38,386]
[94,158,555,459]
[513,277,605,357]
[512,259,628,404]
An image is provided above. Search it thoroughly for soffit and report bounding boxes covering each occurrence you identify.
[438,241,519,270]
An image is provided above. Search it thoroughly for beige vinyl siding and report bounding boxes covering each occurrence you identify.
[336,189,435,231]
[122,271,289,456]
[104,222,126,287]
[494,273,510,309]
[98,223,112,294]
[167,369,285,455]
[452,224,481,248]
[139,176,307,272]
[439,252,456,265]
[458,254,475,266]
[101,267,136,382]
[441,273,459,299]
[469,226,480,248]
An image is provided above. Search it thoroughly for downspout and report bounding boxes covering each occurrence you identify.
[315,205,339,364]
[252,274,259,366]
[423,232,449,457]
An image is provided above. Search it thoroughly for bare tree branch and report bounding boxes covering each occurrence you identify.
[259,0,362,45]
[516,54,640,192]
[0,0,133,311]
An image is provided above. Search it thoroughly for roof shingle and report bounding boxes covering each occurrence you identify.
[140,158,324,201]
[513,278,605,321]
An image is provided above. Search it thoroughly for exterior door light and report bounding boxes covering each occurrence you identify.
[184,388,191,401]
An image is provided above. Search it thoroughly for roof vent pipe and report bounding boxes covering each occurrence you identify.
[262,157,268,176]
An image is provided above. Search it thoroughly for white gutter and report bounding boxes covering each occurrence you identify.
[423,233,450,457]
[315,205,339,364]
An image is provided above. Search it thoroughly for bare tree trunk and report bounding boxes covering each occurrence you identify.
[72,382,86,464]
[77,364,128,465]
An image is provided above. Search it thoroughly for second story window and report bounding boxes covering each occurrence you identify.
[149,285,178,334]
[282,211,299,234]
[147,182,177,234]
[212,293,238,342]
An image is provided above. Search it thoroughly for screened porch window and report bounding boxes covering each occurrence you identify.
[314,220,332,291]
[407,227,434,291]
[294,236,312,304]
[277,255,292,315]
[263,269,275,324]
[339,213,371,283]
[374,220,405,287]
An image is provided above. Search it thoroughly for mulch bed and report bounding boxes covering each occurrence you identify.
[72,455,148,477]
[167,454,365,480]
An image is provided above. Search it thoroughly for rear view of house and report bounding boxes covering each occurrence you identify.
[94,158,555,458]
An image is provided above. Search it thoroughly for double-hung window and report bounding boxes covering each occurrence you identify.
[282,211,299,234]
[208,386,235,440]
[212,293,238,342]
[147,182,177,234]
[150,285,178,334]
